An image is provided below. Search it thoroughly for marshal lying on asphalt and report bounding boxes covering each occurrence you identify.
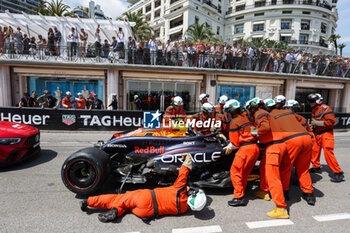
[61,127,258,195]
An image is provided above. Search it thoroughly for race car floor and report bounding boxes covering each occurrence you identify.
[0,131,349,233]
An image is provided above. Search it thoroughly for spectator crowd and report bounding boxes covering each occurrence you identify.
[18,90,118,110]
[1,24,349,78]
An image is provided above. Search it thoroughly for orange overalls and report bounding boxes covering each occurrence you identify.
[87,165,190,219]
[62,97,75,109]
[229,113,259,199]
[217,113,230,137]
[215,104,223,114]
[75,98,86,109]
[311,104,343,173]
[294,113,312,135]
[254,108,288,209]
[162,106,186,125]
[270,109,314,195]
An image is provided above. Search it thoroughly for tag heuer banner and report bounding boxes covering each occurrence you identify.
[0,107,349,131]
[0,107,143,130]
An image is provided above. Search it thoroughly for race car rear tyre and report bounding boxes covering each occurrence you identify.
[61,147,111,195]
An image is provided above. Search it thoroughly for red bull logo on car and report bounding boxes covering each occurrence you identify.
[135,146,165,154]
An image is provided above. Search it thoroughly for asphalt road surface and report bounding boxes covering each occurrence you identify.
[1,131,350,233]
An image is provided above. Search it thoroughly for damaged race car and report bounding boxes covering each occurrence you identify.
[61,127,259,195]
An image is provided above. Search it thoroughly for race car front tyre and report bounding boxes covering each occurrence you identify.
[61,147,111,195]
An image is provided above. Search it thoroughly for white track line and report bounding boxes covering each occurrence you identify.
[246,219,294,229]
[313,213,350,222]
[172,225,222,233]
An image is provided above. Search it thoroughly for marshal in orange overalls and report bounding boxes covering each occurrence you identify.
[229,113,259,199]
[162,105,186,125]
[87,165,190,219]
[311,104,343,173]
[253,108,288,209]
[62,97,76,109]
[270,109,314,195]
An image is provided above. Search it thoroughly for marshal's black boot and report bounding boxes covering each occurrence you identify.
[228,197,246,207]
[80,199,88,212]
[302,193,316,206]
[98,208,118,223]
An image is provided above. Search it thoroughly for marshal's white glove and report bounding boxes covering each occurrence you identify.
[311,119,324,127]
[223,143,238,155]
[250,126,258,137]
[181,153,192,170]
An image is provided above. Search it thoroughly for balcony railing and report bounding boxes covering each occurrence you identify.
[288,40,328,47]
[203,0,218,10]
[226,0,333,15]
[1,44,346,77]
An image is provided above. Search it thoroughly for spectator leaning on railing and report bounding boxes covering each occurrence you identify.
[0,22,349,78]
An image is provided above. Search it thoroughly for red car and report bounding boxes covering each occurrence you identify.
[0,121,40,167]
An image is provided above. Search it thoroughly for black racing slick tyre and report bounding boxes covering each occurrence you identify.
[61,147,111,195]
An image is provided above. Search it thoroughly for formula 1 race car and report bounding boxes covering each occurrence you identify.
[61,127,259,195]
[0,121,40,167]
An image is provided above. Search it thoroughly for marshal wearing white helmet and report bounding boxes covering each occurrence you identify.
[199,93,209,105]
[80,153,207,223]
[163,96,186,125]
[222,99,260,207]
[62,91,75,109]
[215,95,229,114]
[263,98,276,112]
[274,95,286,109]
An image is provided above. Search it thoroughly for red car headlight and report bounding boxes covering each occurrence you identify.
[0,138,22,145]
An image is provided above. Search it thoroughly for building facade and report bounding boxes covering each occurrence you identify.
[72,0,109,20]
[125,0,338,54]
[0,0,44,14]
[1,59,350,113]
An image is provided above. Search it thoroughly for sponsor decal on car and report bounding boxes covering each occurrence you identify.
[161,151,222,163]
[11,124,25,129]
[62,115,76,126]
[135,146,165,154]
[183,141,195,145]
[106,144,127,148]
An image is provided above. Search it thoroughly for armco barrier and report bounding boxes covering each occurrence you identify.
[0,107,349,131]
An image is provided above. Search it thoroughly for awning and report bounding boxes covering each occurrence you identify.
[168,14,183,22]
[281,33,292,36]
[0,12,135,44]
[253,21,265,25]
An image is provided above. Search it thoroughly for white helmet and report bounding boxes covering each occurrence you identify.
[223,99,241,115]
[111,93,117,97]
[245,97,263,112]
[77,92,82,96]
[264,98,276,107]
[201,103,215,113]
[219,95,229,105]
[285,99,301,112]
[187,188,207,211]
[199,93,209,103]
[66,91,72,96]
[173,96,183,106]
[274,95,286,106]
